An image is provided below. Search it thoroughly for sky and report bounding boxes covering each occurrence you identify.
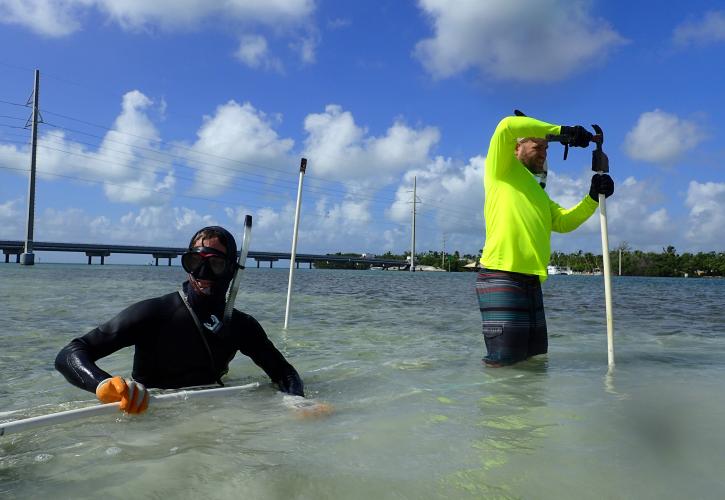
[0,0,723,264]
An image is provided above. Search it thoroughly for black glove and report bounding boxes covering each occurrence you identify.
[560,125,593,148]
[277,370,305,397]
[589,173,614,201]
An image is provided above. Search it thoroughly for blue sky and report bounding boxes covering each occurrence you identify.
[1,0,723,264]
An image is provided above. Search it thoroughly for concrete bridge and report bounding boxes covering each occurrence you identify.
[0,240,407,269]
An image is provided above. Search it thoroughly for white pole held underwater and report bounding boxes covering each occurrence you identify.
[410,176,417,272]
[592,125,615,368]
[0,382,260,437]
[284,158,307,330]
[547,121,615,368]
[599,194,614,366]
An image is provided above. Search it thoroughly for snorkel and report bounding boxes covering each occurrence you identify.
[223,215,252,323]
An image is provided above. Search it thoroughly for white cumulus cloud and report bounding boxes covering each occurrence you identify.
[603,176,672,242]
[221,198,376,254]
[235,34,284,72]
[624,109,705,164]
[546,172,678,253]
[302,105,440,185]
[93,0,314,31]
[1,90,174,206]
[0,198,24,238]
[0,0,317,64]
[0,0,86,37]
[414,0,626,82]
[12,205,217,245]
[291,30,319,64]
[673,10,725,46]
[0,141,27,172]
[685,180,725,248]
[388,155,485,252]
[180,100,295,197]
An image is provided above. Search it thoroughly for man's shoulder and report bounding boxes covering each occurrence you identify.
[230,310,267,338]
[123,291,183,316]
[232,309,261,326]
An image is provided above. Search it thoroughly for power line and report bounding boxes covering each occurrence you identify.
[34,120,478,217]
[33,143,294,199]
[0,164,292,213]
[38,108,481,216]
[40,120,306,190]
[31,136,396,210]
[0,98,27,109]
[2,129,482,221]
[3,95,483,217]
[0,163,437,232]
[0,114,27,122]
[2,95,483,219]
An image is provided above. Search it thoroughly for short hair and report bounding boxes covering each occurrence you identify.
[188,226,237,259]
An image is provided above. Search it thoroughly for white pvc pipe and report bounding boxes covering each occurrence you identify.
[0,382,259,437]
[284,159,307,330]
[224,215,253,323]
[410,176,416,272]
[599,193,615,367]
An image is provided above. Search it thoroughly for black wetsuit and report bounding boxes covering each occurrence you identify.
[55,290,304,396]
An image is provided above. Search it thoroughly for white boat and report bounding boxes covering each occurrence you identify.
[547,265,573,275]
[414,265,446,272]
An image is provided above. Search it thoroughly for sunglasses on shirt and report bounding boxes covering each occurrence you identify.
[181,247,232,279]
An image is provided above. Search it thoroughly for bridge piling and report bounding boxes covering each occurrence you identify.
[85,250,111,265]
[152,253,177,267]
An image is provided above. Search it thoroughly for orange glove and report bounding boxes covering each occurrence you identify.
[96,376,149,414]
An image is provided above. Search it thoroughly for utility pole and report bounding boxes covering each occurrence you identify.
[21,69,41,266]
[410,176,417,272]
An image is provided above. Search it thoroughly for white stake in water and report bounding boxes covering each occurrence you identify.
[284,158,307,330]
[599,191,615,368]
[592,125,614,368]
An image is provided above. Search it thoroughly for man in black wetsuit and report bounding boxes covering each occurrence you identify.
[55,226,304,414]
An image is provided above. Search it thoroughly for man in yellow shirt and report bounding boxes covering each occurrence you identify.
[477,114,614,366]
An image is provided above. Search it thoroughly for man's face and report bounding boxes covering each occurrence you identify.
[515,138,548,174]
[189,236,227,295]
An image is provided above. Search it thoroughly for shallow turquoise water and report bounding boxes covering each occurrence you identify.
[1,265,724,499]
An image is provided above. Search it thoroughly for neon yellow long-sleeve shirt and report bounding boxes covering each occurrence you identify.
[479,116,598,281]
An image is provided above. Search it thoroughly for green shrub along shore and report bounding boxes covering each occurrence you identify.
[315,245,725,277]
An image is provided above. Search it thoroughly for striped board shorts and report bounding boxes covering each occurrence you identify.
[475,268,548,365]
